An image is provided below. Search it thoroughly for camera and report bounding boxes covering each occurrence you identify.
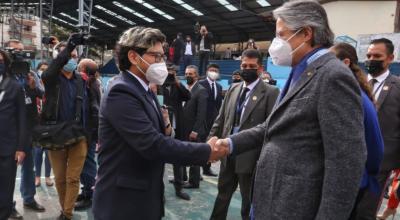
[41,36,57,45]
[268,79,277,86]
[5,48,34,75]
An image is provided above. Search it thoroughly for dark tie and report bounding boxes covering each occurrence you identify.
[369,78,378,89]
[235,87,250,126]
[147,89,159,112]
[211,82,215,100]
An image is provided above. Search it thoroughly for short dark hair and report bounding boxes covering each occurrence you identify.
[370,38,394,55]
[207,63,219,70]
[37,61,48,70]
[232,70,241,75]
[115,45,147,71]
[241,49,263,65]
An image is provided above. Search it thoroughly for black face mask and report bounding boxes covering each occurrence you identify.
[365,60,385,76]
[232,78,242,83]
[186,76,194,85]
[240,69,259,83]
[164,74,176,85]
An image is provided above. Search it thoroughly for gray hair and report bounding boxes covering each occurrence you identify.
[118,26,166,49]
[186,65,199,75]
[273,0,334,47]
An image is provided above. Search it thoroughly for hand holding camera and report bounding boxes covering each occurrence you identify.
[67,33,91,47]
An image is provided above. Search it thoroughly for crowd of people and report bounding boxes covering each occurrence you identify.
[0,0,400,220]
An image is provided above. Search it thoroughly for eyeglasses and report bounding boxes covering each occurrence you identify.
[144,51,165,63]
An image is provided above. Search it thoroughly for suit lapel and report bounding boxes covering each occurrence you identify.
[240,81,265,126]
[227,83,242,126]
[376,74,394,111]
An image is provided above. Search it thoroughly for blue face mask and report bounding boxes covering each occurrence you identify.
[63,59,77,73]
[0,63,5,76]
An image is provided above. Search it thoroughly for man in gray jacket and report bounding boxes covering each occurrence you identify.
[215,1,367,219]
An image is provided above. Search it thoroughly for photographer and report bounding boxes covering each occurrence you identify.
[74,58,100,210]
[195,25,213,76]
[39,33,90,220]
[0,49,27,220]
[161,65,192,200]
[6,40,46,219]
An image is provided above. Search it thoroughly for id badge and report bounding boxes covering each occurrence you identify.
[25,97,32,105]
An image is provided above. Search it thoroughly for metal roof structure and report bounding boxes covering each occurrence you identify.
[0,0,284,45]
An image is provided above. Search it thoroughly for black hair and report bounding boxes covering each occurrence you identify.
[241,49,263,65]
[0,49,11,75]
[207,63,220,70]
[115,45,147,71]
[370,38,394,55]
[37,61,48,70]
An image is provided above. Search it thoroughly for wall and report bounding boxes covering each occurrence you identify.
[323,1,396,39]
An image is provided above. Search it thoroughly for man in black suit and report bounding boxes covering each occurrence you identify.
[182,65,208,189]
[209,49,279,220]
[92,26,224,220]
[195,25,213,76]
[161,65,192,200]
[172,33,185,67]
[0,49,26,220]
[199,63,223,177]
[183,35,196,72]
[354,38,400,220]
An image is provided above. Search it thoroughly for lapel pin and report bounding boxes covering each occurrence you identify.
[252,96,257,101]
[383,86,389,91]
[307,72,312,76]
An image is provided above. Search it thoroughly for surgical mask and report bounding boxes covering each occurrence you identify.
[268,28,305,66]
[186,76,194,85]
[365,60,385,76]
[63,59,77,73]
[207,71,219,81]
[0,63,5,76]
[136,56,168,85]
[240,69,259,83]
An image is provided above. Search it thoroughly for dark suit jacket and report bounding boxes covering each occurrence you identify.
[161,82,191,140]
[92,72,211,220]
[0,76,27,156]
[209,79,279,173]
[195,32,213,50]
[199,79,223,133]
[183,82,208,141]
[375,74,400,171]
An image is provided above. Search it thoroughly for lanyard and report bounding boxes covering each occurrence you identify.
[236,87,252,114]
[372,80,386,97]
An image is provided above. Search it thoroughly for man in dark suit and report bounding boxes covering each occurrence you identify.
[182,65,208,189]
[195,25,213,76]
[199,63,223,177]
[183,35,196,72]
[161,65,192,200]
[172,33,185,67]
[354,38,400,220]
[210,49,279,220]
[0,49,26,220]
[92,27,223,220]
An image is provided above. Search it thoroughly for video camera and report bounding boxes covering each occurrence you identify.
[5,48,34,75]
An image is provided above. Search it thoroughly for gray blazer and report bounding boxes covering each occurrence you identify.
[209,79,279,174]
[375,74,400,172]
[231,52,367,219]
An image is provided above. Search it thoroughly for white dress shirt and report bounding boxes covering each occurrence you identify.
[367,70,390,101]
[184,42,193,55]
[207,77,217,100]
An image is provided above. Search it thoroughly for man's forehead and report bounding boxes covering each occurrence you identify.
[241,57,258,63]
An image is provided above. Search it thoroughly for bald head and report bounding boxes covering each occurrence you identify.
[78,58,98,74]
[8,40,24,51]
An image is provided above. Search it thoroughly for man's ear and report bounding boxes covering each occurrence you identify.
[128,50,139,65]
[343,58,351,67]
[303,26,313,44]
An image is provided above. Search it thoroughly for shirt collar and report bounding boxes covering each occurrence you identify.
[367,69,390,83]
[243,78,260,92]
[207,77,215,85]
[0,75,3,84]
[127,70,149,92]
[293,47,324,75]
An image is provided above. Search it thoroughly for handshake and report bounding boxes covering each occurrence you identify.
[207,137,230,162]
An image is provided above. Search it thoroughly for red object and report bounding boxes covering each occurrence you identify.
[169,47,174,62]
[388,169,400,209]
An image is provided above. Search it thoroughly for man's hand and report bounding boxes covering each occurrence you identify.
[15,151,25,165]
[189,131,198,141]
[207,137,230,162]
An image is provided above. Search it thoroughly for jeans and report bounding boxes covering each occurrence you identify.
[34,147,51,177]
[80,140,97,199]
[49,139,87,219]
[20,148,36,204]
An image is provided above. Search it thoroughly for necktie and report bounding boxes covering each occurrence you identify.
[211,82,215,100]
[235,87,250,126]
[147,89,159,112]
[369,78,378,89]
